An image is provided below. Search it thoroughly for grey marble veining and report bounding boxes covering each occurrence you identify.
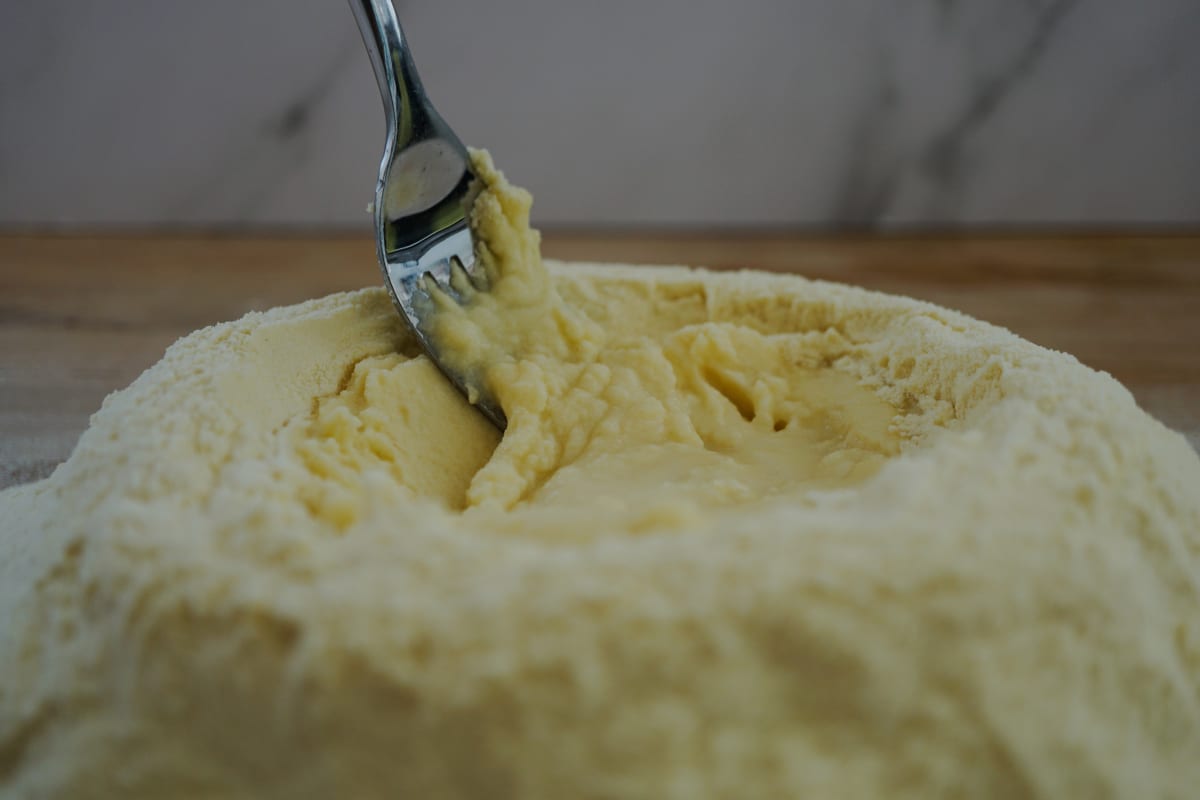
[1,0,1197,228]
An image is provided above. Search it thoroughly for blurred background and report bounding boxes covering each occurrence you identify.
[2,0,1198,231]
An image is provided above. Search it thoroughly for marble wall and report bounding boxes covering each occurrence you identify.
[2,0,1197,229]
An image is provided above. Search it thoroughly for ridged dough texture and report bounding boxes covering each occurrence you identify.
[1,158,1198,798]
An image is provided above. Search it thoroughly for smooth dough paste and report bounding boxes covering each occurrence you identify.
[1,152,1198,799]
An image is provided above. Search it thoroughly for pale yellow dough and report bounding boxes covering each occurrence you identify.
[1,152,1199,799]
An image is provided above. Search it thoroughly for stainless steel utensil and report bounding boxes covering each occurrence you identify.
[349,0,505,428]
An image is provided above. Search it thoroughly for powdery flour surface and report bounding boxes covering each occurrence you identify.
[1,156,1198,798]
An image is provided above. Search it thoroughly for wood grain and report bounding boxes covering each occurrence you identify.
[1,233,1197,489]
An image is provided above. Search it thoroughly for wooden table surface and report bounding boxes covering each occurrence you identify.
[1,233,1197,489]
